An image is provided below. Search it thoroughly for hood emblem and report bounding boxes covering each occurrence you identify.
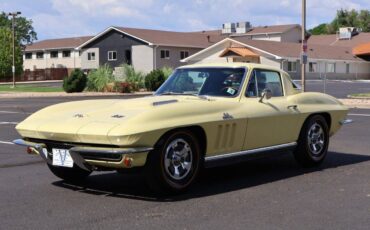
[111,114,125,118]
[223,113,234,120]
[74,114,84,118]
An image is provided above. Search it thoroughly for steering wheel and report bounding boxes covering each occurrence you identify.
[220,86,238,96]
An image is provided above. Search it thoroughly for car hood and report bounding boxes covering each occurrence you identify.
[16,96,240,145]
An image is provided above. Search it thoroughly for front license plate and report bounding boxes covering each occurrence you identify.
[52,149,74,168]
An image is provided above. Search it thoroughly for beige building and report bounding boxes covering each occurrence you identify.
[23,36,93,72]
[24,23,303,74]
[182,36,370,80]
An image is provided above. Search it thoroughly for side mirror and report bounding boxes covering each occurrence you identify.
[259,88,272,103]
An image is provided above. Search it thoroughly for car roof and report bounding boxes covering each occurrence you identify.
[178,63,285,74]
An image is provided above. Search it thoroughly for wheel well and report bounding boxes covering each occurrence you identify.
[156,126,207,156]
[305,112,332,130]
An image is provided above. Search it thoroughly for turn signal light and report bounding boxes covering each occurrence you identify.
[26,147,33,154]
[123,157,133,168]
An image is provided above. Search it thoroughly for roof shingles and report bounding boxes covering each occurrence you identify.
[25,36,93,51]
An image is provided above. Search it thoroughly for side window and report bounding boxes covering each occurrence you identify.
[245,71,257,97]
[246,69,284,97]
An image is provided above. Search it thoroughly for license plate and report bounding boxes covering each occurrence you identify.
[52,149,74,168]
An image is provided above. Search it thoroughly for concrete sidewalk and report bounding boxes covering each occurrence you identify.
[0,91,153,98]
[0,80,63,85]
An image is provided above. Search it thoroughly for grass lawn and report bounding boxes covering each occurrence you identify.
[0,84,64,93]
[349,93,370,98]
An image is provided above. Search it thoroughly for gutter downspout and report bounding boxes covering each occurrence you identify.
[153,45,159,70]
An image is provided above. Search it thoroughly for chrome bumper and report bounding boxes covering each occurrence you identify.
[339,118,353,125]
[13,139,153,171]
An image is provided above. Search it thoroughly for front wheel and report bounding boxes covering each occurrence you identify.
[294,115,329,167]
[145,130,202,194]
[47,164,91,182]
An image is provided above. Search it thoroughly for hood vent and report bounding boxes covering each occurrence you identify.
[153,99,178,106]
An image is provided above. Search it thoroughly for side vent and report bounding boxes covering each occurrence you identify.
[214,123,237,150]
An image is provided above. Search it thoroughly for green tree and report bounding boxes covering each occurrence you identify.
[358,10,370,32]
[0,28,22,77]
[310,9,370,34]
[0,12,37,45]
[309,23,329,35]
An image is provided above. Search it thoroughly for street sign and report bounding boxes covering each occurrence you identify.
[301,53,308,64]
[302,40,308,53]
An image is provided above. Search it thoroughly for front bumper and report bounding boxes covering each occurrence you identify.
[13,139,153,171]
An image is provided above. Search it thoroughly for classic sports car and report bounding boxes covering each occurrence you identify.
[14,63,351,193]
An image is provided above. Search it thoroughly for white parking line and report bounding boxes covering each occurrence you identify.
[0,111,31,114]
[0,141,14,145]
[0,122,19,125]
[348,113,370,117]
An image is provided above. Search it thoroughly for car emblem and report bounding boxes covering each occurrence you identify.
[111,114,125,118]
[73,114,84,118]
[223,113,234,120]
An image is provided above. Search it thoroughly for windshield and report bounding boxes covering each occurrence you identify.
[155,67,246,97]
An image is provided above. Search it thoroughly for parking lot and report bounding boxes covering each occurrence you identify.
[0,83,370,229]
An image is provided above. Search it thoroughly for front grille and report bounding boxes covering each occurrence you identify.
[26,138,122,162]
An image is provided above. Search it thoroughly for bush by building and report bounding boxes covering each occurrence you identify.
[86,65,115,92]
[145,69,167,91]
[62,69,87,93]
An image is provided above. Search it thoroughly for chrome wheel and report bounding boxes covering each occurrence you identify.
[307,122,325,155]
[164,138,193,180]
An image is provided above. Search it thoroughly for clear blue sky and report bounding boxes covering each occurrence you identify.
[1,0,369,40]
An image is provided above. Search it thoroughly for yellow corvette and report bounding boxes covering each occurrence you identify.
[14,63,351,193]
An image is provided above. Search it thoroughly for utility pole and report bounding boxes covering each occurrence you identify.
[8,12,21,88]
[301,0,307,92]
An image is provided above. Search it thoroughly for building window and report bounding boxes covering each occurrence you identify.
[87,52,95,61]
[62,50,71,58]
[180,51,189,59]
[25,53,32,59]
[309,62,317,72]
[287,61,297,72]
[346,63,350,74]
[36,52,44,59]
[50,51,58,58]
[160,50,170,59]
[327,63,336,73]
[108,51,117,61]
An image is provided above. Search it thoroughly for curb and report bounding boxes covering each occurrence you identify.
[0,92,154,99]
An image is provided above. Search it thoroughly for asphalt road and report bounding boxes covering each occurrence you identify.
[0,96,369,230]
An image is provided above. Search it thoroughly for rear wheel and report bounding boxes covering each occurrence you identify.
[47,164,91,181]
[294,115,329,167]
[145,130,202,194]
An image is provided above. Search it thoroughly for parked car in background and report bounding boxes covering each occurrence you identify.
[14,63,351,193]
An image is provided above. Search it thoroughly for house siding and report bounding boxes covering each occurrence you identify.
[155,46,203,69]
[131,45,154,73]
[83,30,147,69]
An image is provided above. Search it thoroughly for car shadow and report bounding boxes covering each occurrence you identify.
[52,151,370,201]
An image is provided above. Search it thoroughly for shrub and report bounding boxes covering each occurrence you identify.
[62,69,87,93]
[145,69,166,91]
[161,66,173,79]
[86,65,115,92]
[121,64,144,91]
[115,82,132,93]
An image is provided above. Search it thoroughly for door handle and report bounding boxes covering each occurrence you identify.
[287,105,298,110]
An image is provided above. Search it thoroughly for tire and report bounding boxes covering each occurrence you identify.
[47,164,91,182]
[294,115,329,167]
[144,130,202,194]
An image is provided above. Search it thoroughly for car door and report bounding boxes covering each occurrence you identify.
[241,68,300,150]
